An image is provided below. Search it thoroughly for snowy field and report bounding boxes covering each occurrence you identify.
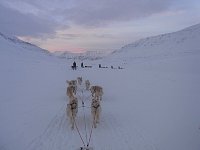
[1,25,200,150]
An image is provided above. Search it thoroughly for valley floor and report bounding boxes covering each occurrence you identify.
[0,52,200,150]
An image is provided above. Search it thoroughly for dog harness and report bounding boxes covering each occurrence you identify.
[70,101,77,109]
[92,102,100,109]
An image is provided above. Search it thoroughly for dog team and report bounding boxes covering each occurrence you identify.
[66,77,103,129]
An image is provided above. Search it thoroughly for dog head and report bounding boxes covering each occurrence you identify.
[67,80,77,86]
[85,80,90,84]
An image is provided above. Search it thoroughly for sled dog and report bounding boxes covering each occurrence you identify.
[66,85,76,99]
[90,85,103,101]
[85,80,90,90]
[91,97,101,128]
[66,80,77,86]
[77,77,83,85]
[66,97,78,129]
[66,80,77,95]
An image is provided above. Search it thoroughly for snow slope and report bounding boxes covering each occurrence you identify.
[0,32,50,55]
[0,24,200,150]
[107,23,200,65]
[0,32,68,150]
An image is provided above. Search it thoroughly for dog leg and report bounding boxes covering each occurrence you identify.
[96,111,100,123]
[93,120,97,128]
[93,113,97,128]
[70,116,74,130]
[94,110,97,128]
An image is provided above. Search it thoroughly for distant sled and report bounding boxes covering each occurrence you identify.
[84,65,92,68]
[77,146,94,150]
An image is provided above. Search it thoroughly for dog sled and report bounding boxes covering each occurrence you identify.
[76,146,94,150]
[66,78,104,150]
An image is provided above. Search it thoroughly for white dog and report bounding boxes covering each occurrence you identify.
[91,97,101,128]
[66,97,78,129]
[85,80,90,90]
[77,77,83,85]
[90,85,103,101]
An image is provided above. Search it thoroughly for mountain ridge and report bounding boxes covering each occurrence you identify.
[109,23,200,62]
[0,32,50,55]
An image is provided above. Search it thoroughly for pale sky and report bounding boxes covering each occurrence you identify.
[0,0,200,53]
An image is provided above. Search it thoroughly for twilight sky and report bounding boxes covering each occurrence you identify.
[0,0,200,53]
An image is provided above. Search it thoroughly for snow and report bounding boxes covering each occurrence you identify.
[107,23,200,66]
[0,24,200,150]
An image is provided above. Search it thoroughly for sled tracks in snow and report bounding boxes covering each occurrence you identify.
[27,91,156,150]
[26,104,92,150]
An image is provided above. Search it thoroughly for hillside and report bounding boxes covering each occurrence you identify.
[0,32,60,68]
[0,32,50,55]
[107,23,200,64]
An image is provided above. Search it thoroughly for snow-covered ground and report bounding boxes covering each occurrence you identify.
[0,24,200,150]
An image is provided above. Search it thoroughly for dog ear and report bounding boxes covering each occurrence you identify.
[66,80,69,84]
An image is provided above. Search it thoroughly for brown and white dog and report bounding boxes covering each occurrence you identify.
[66,80,77,95]
[91,97,101,128]
[66,80,77,87]
[85,80,90,91]
[90,85,103,101]
[66,97,78,129]
[66,85,76,99]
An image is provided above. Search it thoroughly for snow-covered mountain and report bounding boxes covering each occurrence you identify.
[0,32,51,56]
[54,50,114,61]
[108,23,200,63]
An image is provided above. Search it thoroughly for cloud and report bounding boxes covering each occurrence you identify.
[58,33,82,40]
[0,0,197,37]
[0,4,60,37]
[64,0,174,27]
[58,33,115,40]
